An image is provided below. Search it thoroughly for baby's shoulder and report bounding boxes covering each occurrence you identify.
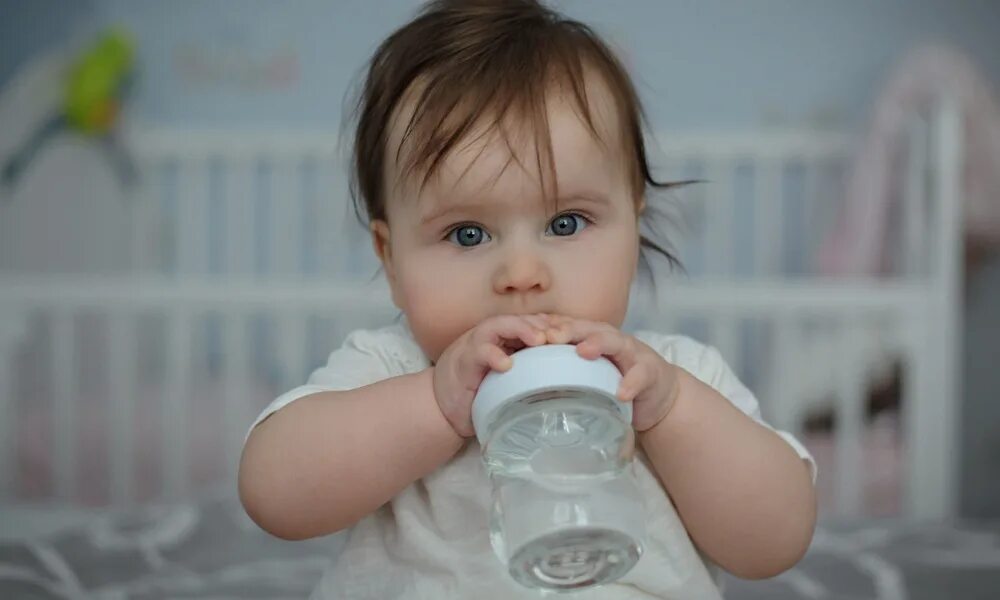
[341,321,411,349]
[337,321,429,376]
[632,330,729,377]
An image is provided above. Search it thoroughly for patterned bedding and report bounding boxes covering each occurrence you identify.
[2,488,998,599]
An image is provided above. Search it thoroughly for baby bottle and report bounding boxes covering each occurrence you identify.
[472,344,645,592]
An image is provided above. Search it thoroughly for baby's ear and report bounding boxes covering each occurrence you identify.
[370,220,403,309]
[369,219,392,267]
[371,220,394,277]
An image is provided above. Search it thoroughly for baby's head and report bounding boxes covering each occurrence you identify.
[351,0,678,361]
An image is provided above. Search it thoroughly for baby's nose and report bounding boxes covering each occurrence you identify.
[492,247,552,294]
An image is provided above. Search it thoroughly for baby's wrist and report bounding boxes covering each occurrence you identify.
[636,363,684,433]
[422,367,468,446]
[664,362,683,410]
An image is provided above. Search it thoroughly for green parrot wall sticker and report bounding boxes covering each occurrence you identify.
[2,28,138,193]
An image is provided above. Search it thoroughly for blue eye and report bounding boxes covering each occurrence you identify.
[447,224,491,247]
[546,213,588,237]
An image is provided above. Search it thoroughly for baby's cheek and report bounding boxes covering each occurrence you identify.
[573,289,630,328]
[400,277,481,360]
[558,248,634,325]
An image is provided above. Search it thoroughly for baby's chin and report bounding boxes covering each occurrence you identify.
[411,327,458,366]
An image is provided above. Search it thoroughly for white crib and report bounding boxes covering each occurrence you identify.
[0,101,964,523]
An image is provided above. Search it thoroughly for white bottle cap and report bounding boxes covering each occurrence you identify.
[471,344,629,445]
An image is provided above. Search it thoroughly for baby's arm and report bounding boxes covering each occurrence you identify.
[239,314,549,542]
[639,369,817,579]
[238,368,463,541]
[543,317,816,578]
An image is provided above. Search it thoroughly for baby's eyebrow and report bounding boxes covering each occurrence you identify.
[560,193,610,208]
[418,191,611,225]
[418,200,486,225]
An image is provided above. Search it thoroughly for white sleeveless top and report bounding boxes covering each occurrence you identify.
[246,322,816,599]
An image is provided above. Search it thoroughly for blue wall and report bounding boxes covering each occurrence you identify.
[0,0,97,88]
[4,0,997,132]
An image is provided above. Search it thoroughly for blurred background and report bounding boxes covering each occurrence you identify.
[1,1,999,598]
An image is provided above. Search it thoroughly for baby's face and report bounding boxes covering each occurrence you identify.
[374,86,640,362]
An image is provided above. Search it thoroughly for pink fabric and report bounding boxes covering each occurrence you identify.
[819,44,1000,275]
[15,380,273,506]
[803,413,902,517]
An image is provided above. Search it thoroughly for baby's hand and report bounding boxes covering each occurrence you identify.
[546,316,681,432]
[433,314,550,437]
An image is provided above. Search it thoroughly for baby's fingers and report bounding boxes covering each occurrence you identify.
[476,315,546,349]
[546,321,644,378]
[520,313,553,333]
[618,361,655,402]
[475,342,513,373]
[546,318,610,345]
[576,329,628,361]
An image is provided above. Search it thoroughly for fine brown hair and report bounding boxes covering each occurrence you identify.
[349,0,688,274]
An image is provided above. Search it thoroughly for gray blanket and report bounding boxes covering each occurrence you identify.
[2,490,998,599]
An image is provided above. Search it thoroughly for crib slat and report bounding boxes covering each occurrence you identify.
[107,312,136,505]
[705,160,735,276]
[223,311,250,481]
[52,310,77,500]
[163,310,191,500]
[300,156,319,276]
[709,314,739,377]
[224,159,257,277]
[177,160,210,275]
[906,101,962,519]
[342,190,376,280]
[270,159,303,276]
[278,311,309,392]
[686,164,709,276]
[0,311,14,498]
[834,319,865,517]
[768,317,799,433]
[902,308,930,519]
[800,163,819,271]
[316,163,346,278]
[128,156,156,272]
[754,160,782,276]
[902,118,928,278]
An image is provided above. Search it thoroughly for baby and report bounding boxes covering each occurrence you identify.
[239,1,818,598]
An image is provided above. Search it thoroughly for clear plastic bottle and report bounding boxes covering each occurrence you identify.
[472,344,645,592]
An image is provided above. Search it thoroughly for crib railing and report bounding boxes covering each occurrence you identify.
[0,275,947,518]
[124,128,855,282]
[126,131,378,279]
[0,279,400,505]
